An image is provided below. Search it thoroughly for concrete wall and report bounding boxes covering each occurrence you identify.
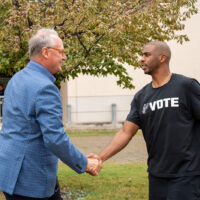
[61,2,200,126]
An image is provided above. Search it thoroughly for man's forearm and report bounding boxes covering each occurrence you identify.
[99,128,134,162]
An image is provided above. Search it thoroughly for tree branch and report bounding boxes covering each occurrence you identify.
[17,28,25,52]
[74,17,89,56]
[130,0,151,14]
[72,0,76,5]
[120,0,152,16]
[85,33,105,58]
[40,0,57,15]
[71,31,85,36]
[27,16,33,28]
[67,62,82,73]
[54,18,68,29]
[12,0,21,8]
[76,33,88,53]
[63,0,70,12]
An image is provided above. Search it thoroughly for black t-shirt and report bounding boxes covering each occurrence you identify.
[127,73,200,177]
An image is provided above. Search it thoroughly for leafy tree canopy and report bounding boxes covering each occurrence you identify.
[0,0,198,88]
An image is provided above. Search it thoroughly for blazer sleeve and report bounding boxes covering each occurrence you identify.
[35,83,88,174]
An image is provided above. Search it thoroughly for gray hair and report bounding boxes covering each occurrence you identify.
[28,28,59,58]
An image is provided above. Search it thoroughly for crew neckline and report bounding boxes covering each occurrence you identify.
[150,73,174,90]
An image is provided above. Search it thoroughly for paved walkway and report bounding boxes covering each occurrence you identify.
[70,134,148,163]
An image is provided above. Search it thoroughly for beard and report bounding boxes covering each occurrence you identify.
[142,62,159,75]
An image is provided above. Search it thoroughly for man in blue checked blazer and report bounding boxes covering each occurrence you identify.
[0,28,102,200]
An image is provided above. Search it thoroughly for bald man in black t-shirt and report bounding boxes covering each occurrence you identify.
[92,41,200,200]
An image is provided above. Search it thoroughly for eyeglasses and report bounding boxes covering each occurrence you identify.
[47,47,65,56]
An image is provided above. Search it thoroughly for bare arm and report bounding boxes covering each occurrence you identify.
[99,121,139,162]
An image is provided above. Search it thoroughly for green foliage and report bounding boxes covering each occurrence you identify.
[0,0,198,88]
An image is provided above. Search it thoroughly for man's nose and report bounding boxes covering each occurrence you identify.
[140,55,145,62]
[62,54,67,61]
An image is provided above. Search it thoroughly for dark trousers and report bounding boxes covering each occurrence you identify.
[149,173,200,200]
[3,192,49,200]
[4,178,63,200]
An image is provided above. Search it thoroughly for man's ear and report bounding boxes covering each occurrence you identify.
[159,54,167,63]
[41,47,49,59]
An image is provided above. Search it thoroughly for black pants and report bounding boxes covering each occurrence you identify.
[4,178,63,200]
[3,193,49,200]
[149,173,200,200]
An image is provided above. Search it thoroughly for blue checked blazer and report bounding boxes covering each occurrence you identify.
[0,61,87,198]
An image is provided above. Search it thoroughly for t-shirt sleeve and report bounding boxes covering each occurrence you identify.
[126,95,141,127]
[188,79,200,120]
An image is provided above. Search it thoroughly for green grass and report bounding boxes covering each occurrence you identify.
[58,162,148,200]
[66,129,143,137]
[66,129,118,137]
[0,192,4,200]
[0,162,148,200]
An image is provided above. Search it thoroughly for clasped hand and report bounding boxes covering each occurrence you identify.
[85,154,102,176]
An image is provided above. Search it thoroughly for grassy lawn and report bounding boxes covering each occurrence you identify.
[66,129,143,137]
[66,129,118,137]
[58,162,148,200]
[0,162,148,200]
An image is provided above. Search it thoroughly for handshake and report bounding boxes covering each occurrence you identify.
[85,154,103,176]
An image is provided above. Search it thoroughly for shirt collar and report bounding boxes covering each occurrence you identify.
[28,60,56,83]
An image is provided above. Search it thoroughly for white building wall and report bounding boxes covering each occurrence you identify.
[65,3,200,125]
